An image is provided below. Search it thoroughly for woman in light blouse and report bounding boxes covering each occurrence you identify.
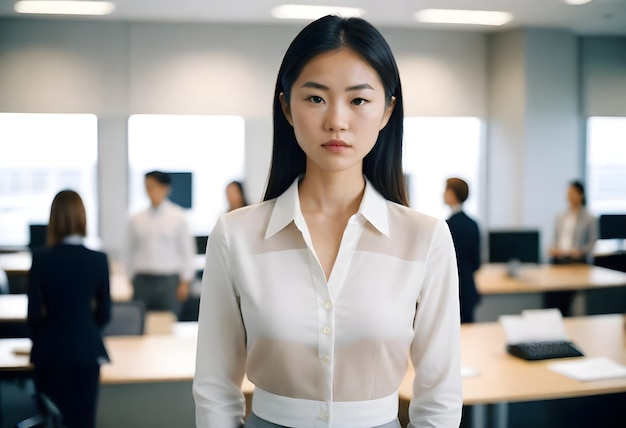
[193,15,462,428]
[545,180,598,316]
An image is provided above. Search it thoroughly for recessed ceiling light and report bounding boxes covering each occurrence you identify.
[415,9,513,26]
[14,1,116,16]
[564,0,592,5]
[271,4,364,20]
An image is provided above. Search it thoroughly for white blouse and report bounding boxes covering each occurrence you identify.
[193,178,462,428]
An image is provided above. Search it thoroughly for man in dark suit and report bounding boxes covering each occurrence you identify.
[444,178,481,323]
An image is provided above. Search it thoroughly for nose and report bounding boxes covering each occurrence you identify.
[324,102,348,132]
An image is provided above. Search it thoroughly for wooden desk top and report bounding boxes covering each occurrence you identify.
[399,314,626,404]
[2,316,625,405]
[476,263,626,295]
[0,294,28,322]
[0,338,31,372]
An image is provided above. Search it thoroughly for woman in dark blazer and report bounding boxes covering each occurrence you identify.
[27,190,111,428]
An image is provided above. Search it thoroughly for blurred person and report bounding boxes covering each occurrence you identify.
[226,180,248,211]
[124,170,196,316]
[545,180,598,315]
[27,190,111,428]
[444,177,481,323]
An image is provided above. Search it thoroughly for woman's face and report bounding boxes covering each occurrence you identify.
[226,183,244,209]
[568,185,583,208]
[280,48,395,176]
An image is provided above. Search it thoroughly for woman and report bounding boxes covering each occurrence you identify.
[226,180,249,211]
[549,180,597,264]
[27,190,111,428]
[193,15,461,427]
[545,180,598,315]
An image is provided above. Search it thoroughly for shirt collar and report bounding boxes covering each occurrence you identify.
[150,199,171,213]
[264,176,390,239]
[450,204,463,215]
[62,235,85,245]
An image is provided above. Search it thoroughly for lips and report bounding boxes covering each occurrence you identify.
[322,139,350,148]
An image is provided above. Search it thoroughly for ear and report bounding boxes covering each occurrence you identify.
[379,96,396,131]
[279,92,294,126]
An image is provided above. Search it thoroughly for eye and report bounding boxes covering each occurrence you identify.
[352,98,369,106]
[306,95,324,104]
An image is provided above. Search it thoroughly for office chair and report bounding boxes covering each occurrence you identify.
[102,300,146,336]
[15,393,66,428]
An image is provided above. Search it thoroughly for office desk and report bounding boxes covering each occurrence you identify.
[476,263,626,295]
[400,314,626,428]
[474,263,626,320]
[0,251,133,301]
[2,316,624,428]
[0,295,28,322]
[0,251,205,300]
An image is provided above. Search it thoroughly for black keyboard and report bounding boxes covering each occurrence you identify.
[507,340,585,361]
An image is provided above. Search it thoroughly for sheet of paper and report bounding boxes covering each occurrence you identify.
[548,357,626,382]
[499,308,569,344]
[461,366,480,378]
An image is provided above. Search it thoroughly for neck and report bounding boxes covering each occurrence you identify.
[298,169,365,216]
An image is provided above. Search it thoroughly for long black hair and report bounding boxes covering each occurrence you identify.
[263,15,408,206]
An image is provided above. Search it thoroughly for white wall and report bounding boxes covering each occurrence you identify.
[581,37,626,117]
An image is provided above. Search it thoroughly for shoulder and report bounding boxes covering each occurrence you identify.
[30,248,51,265]
[83,247,108,260]
[387,202,444,238]
[211,199,276,236]
[581,208,597,221]
[164,201,187,216]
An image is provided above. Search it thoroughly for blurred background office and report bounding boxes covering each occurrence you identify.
[1,1,625,427]
[1,1,625,266]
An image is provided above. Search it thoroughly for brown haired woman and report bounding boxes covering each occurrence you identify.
[27,190,111,428]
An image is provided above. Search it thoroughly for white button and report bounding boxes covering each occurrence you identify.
[321,355,331,363]
[319,412,329,421]
[322,326,331,334]
[323,301,332,310]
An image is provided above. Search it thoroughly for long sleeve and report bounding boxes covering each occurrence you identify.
[177,216,197,282]
[27,253,44,337]
[193,215,247,428]
[94,253,112,328]
[579,212,598,257]
[408,219,462,428]
[122,219,136,279]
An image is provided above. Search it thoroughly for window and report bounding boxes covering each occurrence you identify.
[128,115,245,236]
[0,113,98,247]
[403,117,484,220]
[586,116,626,215]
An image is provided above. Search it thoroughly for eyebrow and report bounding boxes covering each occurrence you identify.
[301,81,374,91]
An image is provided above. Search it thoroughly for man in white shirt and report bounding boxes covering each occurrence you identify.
[123,170,196,316]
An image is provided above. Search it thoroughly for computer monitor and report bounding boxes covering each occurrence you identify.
[488,229,540,264]
[167,172,193,209]
[599,214,626,240]
[195,235,208,254]
[29,224,48,251]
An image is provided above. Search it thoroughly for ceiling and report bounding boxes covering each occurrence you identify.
[1,0,625,35]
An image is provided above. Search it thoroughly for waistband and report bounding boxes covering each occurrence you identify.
[251,387,399,428]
